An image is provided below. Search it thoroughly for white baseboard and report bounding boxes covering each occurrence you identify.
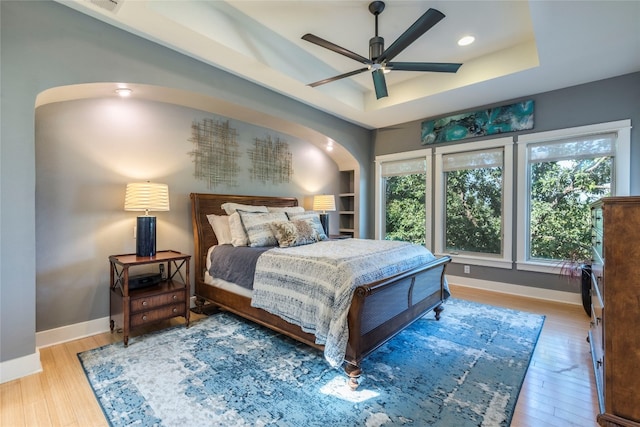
[36,316,111,349]
[0,350,42,384]
[447,275,582,305]
[36,299,198,350]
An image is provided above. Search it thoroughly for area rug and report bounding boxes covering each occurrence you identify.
[78,298,544,427]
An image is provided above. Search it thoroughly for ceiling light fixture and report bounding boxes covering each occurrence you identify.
[115,88,132,97]
[457,36,475,46]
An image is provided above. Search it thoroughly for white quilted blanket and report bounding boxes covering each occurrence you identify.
[250,238,438,367]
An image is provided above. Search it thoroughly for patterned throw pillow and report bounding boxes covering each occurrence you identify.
[237,211,288,247]
[271,219,321,248]
[286,211,328,241]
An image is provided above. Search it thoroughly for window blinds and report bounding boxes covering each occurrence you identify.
[529,132,616,163]
[381,158,427,177]
[442,148,503,172]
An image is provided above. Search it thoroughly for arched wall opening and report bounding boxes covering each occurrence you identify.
[34,82,360,334]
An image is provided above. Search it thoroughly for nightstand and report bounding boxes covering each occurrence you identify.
[109,250,191,346]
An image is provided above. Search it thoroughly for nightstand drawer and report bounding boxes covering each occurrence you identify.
[130,304,186,327]
[131,290,186,312]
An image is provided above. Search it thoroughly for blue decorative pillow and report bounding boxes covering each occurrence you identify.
[237,211,288,247]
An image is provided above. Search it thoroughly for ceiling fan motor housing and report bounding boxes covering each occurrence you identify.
[369,36,384,62]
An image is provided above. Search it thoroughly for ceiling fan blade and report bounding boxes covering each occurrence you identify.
[377,8,445,63]
[372,68,388,99]
[387,62,462,73]
[302,34,371,65]
[308,67,369,88]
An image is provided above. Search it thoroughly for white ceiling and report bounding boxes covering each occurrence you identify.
[58,0,640,130]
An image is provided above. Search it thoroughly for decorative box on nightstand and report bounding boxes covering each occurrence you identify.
[109,250,191,346]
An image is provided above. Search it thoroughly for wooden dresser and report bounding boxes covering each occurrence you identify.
[589,197,640,427]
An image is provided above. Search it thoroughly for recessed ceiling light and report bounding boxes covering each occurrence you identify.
[115,88,132,97]
[326,140,334,152]
[458,36,475,46]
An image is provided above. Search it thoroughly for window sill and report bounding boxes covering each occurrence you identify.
[516,261,563,274]
[436,253,512,269]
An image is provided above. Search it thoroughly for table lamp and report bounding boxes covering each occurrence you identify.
[124,182,170,257]
[313,194,336,237]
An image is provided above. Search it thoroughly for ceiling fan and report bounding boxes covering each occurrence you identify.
[302,1,462,99]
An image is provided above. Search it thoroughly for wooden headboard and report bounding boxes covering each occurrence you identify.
[190,193,299,281]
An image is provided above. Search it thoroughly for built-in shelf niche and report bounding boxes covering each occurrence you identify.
[338,169,359,237]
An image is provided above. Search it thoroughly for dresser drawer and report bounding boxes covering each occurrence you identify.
[130,304,186,327]
[591,206,604,263]
[130,289,186,312]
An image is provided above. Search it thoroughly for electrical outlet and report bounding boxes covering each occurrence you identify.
[464,265,470,274]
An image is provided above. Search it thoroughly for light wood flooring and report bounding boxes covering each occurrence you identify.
[1,284,600,426]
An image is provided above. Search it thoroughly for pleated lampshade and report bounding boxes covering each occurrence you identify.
[124,182,170,213]
[312,194,336,213]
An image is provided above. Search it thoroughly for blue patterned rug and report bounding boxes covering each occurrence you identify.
[78,298,544,426]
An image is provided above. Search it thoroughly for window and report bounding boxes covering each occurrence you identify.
[517,120,631,272]
[375,150,431,246]
[443,149,503,254]
[434,137,513,268]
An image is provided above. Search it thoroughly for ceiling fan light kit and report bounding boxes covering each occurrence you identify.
[302,1,462,99]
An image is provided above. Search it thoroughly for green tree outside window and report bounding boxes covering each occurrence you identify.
[384,173,426,245]
[529,157,611,262]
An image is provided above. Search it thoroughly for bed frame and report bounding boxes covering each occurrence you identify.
[190,193,451,388]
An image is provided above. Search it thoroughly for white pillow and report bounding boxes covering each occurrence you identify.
[267,206,305,214]
[229,212,249,247]
[237,211,288,247]
[221,202,268,215]
[206,214,232,245]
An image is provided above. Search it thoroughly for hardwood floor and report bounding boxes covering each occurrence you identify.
[1,285,600,426]
[452,285,600,427]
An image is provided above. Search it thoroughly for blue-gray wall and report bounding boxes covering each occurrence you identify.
[0,0,371,365]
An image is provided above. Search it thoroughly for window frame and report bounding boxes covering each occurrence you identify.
[516,119,631,273]
[434,137,514,269]
[374,149,432,246]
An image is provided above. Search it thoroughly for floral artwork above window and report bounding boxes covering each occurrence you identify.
[421,100,534,144]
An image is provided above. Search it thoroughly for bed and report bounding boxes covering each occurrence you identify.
[190,193,451,388]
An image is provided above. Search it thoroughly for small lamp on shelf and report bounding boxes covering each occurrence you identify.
[313,194,336,237]
[124,182,170,257]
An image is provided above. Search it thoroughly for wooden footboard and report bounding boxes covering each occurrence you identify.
[190,193,451,388]
[345,256,450,366]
